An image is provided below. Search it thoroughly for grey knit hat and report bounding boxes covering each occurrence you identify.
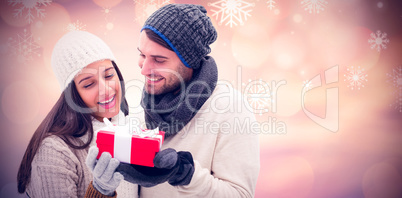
[51,31,115,91]
[142,4,217,70]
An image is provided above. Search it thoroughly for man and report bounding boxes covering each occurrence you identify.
[85,3,260,198]
[134,3,260,197]
[84,4,259,197]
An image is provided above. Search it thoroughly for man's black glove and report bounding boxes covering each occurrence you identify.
[116,148,195,187]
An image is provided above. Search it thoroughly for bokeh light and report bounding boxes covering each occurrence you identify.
[92,0,122,8]
[270,33,306,70]
[262,156,314,198]
[30,3,71,48]
[2,81,40,124]
[231,21,272,69]
[362,161,402,198]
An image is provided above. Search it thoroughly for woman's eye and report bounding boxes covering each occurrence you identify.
[105,73,114,79]
[83,83,94,88]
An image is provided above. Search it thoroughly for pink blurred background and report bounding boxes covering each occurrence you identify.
[0,0,401,197]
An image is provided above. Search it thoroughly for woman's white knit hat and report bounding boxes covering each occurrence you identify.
[51,31,115,91]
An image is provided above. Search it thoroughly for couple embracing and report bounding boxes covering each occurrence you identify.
[17,4,259,198]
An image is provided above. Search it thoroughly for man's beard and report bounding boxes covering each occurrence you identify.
[145,77,183,96]
[145,63,192,96]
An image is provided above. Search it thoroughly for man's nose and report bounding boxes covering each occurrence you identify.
[140,57,153,76]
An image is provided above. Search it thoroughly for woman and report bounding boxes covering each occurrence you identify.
[17,31,137,197]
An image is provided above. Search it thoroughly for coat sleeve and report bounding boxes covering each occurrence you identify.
[85,182,117,198]
[27,136,83,198]
[177,92,261,197]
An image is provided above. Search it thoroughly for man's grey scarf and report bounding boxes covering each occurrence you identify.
[141,56,218,137]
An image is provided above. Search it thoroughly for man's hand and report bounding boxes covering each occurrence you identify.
[116,148,195,187]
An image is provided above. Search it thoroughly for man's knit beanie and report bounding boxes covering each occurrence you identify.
[51,31,115,91]
[142,4,217,70]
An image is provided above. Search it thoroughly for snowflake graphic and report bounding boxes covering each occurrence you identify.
[66,20,86,32]
[301,0,328,14]
[101,7,113,23]
[267,0,276,10]
[386,66,402,112]
[7,29,41,63]
[8,0,52,24]
[102,7,112,16]
[344,66,368,90]
[242,79,271,116]
[208,0,255,28]
[368,30,390,52]
[302,80,313,91]
[133,0,170,24]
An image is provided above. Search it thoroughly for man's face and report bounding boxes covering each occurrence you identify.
[138,31,193,95]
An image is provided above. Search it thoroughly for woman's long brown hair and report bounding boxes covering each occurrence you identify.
[17,61,129,193]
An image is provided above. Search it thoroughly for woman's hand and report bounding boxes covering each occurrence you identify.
[86,146,123,196]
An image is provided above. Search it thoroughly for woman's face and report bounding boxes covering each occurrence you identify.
[73,60,122,121]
